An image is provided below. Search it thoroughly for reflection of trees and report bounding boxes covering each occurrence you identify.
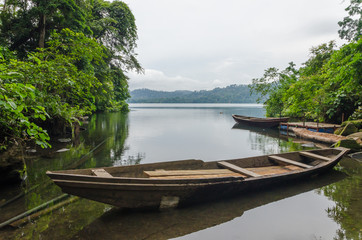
[83,112,130,167]
[248,132,304,155]
[22,112,133,207]
[248,131,281,154]
[10,198,108,240]
[83,112,145,167]
[22,141,97,212]
[113,151,144,166]
[0,112,146,237]
[232,124,306,155]
[244,124,361,240]
[316,158,362,240]
[240,127,305,155]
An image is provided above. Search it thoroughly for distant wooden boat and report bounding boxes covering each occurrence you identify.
[232,114,289,128]
[46,148,349,209]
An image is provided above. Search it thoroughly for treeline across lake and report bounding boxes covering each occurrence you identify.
[129,85,263,103]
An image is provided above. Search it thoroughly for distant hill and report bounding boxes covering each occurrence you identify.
[129,84,263,103]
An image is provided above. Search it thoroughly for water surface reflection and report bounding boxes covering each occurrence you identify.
[0,104,361,240]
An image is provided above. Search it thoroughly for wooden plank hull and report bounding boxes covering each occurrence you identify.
[232,114,289,128]
[73,170,345,240]
[46,148,349,209]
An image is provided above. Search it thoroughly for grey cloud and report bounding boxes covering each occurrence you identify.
[127,0,348,91]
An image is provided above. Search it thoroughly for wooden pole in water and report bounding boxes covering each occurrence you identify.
[303,114,305,127]
[0,194,69,229]
[1,137,109,209]
[317,120,319,132]
[0,138,110,228]
[9,196,79,227]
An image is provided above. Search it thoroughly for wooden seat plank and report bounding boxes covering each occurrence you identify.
[247,165,302,175]
[92,169,113,178]
[268,155,312,169]
[149,172,244,179]
[144,169,234,177]
[217,161,261,177]
[299,151,331,162]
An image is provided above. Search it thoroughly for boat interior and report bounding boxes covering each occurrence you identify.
[51,149,341,180]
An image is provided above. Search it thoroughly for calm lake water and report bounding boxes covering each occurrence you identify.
[0,103,361,240]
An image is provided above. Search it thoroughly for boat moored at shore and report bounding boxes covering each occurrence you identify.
[232,114,289,128]
[47,147,349,209]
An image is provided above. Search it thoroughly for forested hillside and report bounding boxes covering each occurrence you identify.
[129,85,262,103]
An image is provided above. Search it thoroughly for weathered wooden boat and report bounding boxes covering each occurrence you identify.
[232,114,289,128]
[46,147,349,209]
[74,169,345,239]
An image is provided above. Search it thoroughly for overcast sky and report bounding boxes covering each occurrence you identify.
[125,0,348,91]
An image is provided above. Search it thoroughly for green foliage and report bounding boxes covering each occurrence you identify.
[323,39,362,120]
[338,0,362,41]
[0,0,90,57]
[0,29,106,148]
[251,39,362,122]
[318,159,362,240]
[300,41,336,76]
[335,139,361,151]
[88,0,141,70]
[3,29,103,114]
[338,122,358,136]
[341,119,362,129]
[0,55,51,148]
[349,106,362,120]
[86,0,141,111]
[250,62,298,117]
[0,0,142,149]
[250,2,362,122]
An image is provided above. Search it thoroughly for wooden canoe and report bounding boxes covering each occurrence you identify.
[74,170,345,239]
[46,147,349,209]
[232,114,289,128]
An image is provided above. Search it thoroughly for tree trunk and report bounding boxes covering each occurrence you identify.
[38,14,46,48]
[2,0,6,11]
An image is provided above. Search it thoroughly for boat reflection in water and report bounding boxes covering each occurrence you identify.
[232,123,281,138]
[73,170,345,240]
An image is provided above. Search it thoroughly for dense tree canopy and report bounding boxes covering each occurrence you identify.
[0,0,142,149]
[338,0,362,41]
[86,0,142,111]
[251,39,362,122]
[0,0,90,57]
